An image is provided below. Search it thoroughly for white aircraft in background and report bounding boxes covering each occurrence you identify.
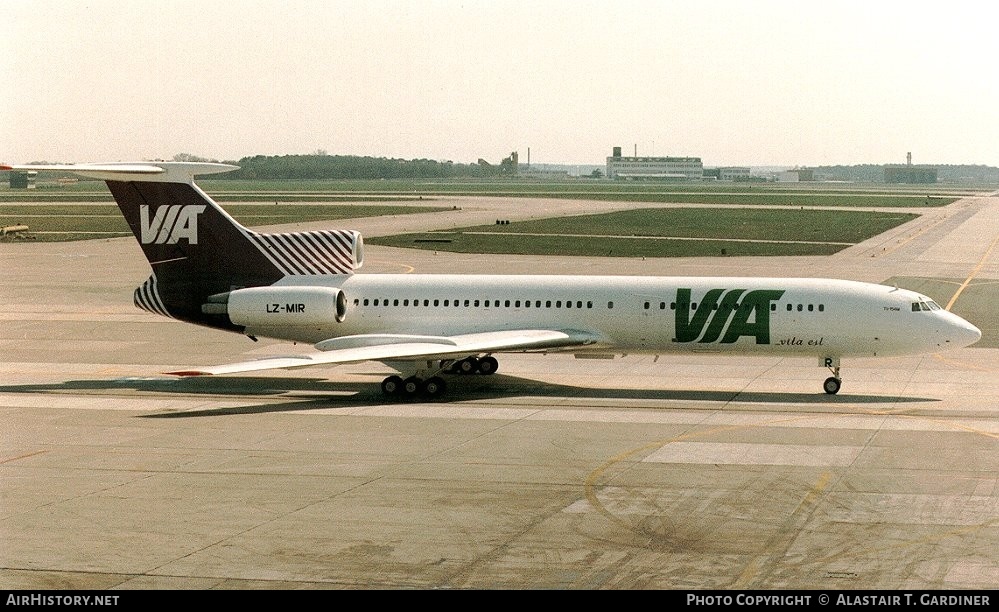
[2,162,981,398]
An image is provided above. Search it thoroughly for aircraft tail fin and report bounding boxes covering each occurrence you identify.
[3,163,363,326]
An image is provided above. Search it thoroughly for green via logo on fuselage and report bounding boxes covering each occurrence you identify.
[673,288,785,344]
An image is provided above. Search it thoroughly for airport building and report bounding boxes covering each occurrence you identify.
[885,153,937,183]
[777,168,815,183]
[8,171,29,188]
[606,146,703,180]
[720,167,751,181]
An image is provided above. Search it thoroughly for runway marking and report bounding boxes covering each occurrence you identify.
[643,442,861,466]
[875,211,951,257]
[304,404,999,433]
[945,232,999,311]
[582,414,823,545]
[897,415,999,441]
[733,471,832,589]
[921,229,999,376]
[0,450,48,464]
[581,404,998,575]
[933,352,996,373]
[369,259,415,273]
[800,516,999,569]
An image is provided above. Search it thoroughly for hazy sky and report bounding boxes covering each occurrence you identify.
[4,0,998,167]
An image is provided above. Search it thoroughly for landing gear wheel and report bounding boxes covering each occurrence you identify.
[381,375,404,396]
[456,357,479,375]
[823,377,842,395]
[423,376,447,398]
[403,376,424,395]
[477,356,498,375]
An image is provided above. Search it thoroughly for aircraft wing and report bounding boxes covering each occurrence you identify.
[166,329,600,376]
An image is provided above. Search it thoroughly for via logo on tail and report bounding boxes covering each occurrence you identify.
[673,288,785,344]
[139,204,206,244]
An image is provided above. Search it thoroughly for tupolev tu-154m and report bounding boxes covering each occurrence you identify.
[2,162,981,398]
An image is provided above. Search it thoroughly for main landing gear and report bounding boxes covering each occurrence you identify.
[380,356,499,400]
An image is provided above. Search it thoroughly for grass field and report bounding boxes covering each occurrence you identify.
[0,177,968,207]
[0,181,925,255]
[0,203,444,242]
[367,208,918,258]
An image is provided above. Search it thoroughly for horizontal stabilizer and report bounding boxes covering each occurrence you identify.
[1,162,238,183]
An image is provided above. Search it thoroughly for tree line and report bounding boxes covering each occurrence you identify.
[175,153,514,180]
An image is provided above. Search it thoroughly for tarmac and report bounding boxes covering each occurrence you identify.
[1,193,997,590]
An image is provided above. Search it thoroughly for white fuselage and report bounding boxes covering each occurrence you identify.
[241,274,981,360]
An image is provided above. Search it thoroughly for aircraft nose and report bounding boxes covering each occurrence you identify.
[960,320,982,347]
[944,315,982,349]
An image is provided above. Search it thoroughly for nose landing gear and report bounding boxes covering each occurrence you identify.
[823,364,842,395]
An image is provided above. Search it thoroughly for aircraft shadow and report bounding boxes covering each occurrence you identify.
[0,372,938,419]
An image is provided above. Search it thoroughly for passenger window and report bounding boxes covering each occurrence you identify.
[808,304,813,312]
[818,304,824,312]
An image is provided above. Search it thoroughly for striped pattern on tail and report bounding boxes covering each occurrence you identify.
[247,229,363,276]
[133,274,171,318]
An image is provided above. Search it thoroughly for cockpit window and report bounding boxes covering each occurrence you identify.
[911,300,942,312]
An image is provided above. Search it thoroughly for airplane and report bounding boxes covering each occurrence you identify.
[1,162,982,398]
